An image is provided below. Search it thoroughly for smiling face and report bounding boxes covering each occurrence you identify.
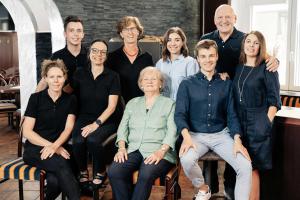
[45,67,66,93]
[89,41,107,66]
[244,34,260,58]
[167,32,184,56]
[139,68,163,94]
[120,22,139,45]
[64,22,84,47]
[214,5,236,36]
[197,47,218,74]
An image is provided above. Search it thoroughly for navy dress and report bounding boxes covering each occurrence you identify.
[232,63,281,170]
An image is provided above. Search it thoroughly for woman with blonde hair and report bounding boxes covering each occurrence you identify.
[108,67,178,200]
[105,16,153,103]
[23,59,79,200]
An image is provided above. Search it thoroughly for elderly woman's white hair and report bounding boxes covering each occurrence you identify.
[138,66,164,92]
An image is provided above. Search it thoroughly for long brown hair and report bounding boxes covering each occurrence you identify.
[239,31,267,67]
[162,27,189,61]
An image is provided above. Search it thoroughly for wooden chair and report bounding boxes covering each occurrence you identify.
[0,119,65,200]
[0,102,17,127]
[199,150,225,197]
[132,163,181,200]
[0,119,47,200]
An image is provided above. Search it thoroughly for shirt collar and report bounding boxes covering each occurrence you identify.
[64,45,87,56]
[166,54,185,63]
[197,71,220,81]
[41,89,67,102]
[212,27,240,40]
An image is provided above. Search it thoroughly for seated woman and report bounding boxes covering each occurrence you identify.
[71,39,122,191]
[23,59,79,200]
[108,67,178,200]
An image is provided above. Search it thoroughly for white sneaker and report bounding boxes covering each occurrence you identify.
[194,188,211,200]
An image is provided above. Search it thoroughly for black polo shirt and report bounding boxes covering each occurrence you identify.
[24,89,77,149]
[201,27,245,79]
[72,67,121,124]
[105,46,153,103]
[51,45,88,85]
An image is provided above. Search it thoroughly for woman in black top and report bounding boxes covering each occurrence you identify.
[71,39,121,190]
[232,31,281,200]
[105,16,153,103]
[23,59,79,200]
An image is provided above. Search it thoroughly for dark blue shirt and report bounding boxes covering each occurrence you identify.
[174,72,241,137]
[201,27,245,79]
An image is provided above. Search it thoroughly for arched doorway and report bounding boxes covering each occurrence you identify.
[0,0,64,114]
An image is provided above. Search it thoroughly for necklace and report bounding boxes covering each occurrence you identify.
[237,65,254,102]
[123,47,138,57]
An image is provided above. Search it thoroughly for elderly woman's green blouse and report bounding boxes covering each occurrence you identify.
[116,95,178,164]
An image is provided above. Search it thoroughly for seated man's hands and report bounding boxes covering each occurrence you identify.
[179,134,196,157]
[233,135,251,161]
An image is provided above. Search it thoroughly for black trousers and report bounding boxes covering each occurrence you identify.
[23,147,80,200]
[108,150,174,200]
[72,117,118,174]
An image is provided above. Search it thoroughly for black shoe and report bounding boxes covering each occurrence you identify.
[91,173,107,191]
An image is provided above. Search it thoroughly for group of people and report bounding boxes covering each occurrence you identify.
[22,4,281,200]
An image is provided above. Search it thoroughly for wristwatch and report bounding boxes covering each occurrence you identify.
[95,119,102,126]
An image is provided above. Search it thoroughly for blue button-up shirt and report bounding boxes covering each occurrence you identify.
[174,72,241,137]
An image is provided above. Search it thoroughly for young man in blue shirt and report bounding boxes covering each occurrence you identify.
[175,39,252,200]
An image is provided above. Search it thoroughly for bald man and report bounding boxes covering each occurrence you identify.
[200,4,279,199]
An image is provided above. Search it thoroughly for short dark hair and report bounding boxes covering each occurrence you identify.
[194,39,218,57]
[162,27,189,61]
[87,39,108,62]
[63,16,83,31]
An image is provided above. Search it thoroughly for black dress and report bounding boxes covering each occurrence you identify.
[232,63,281,170]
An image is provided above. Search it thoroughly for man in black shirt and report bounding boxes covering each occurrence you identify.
[200,4,279,199]
[36,16,87,93]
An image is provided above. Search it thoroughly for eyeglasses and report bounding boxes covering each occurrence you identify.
[91,48,107,55]
[122,27,138,33]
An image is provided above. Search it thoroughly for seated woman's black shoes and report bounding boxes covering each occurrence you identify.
[91,173,107,190]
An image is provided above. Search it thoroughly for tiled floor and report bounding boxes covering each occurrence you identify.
[0,116,226,200]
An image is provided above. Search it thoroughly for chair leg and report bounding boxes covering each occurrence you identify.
[93,189,100,200]
[40,172,46,200]
[61,192,66,200]
[18,179,24,200]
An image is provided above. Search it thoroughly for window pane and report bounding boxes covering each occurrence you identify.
[294,1,300,86]
[252,2,289,86]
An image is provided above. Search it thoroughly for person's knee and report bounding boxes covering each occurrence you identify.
[235,156,252,176]
[180,153,198,171]
[137,169,156,183]
[108,162,124,179]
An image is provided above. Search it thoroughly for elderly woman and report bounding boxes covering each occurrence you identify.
[108,67,178,200]
[23,59,79,200]
[105,16,153,103]
[71,39,122,191]
[156,27,198,100]
[232,31,281,200]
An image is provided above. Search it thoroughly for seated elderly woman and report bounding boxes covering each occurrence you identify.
[108,67,178,200]
[22,59,79,200]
